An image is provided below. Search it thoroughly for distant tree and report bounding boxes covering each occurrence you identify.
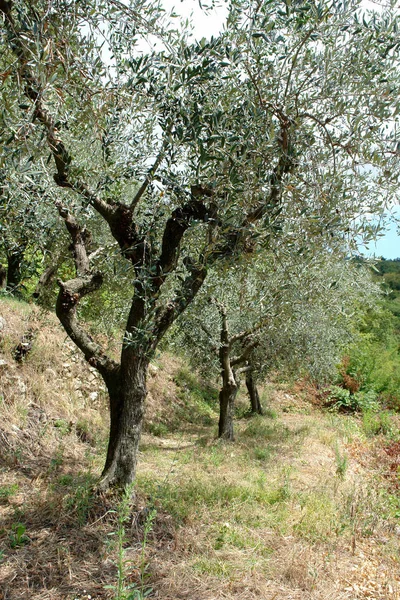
[1,0,399,488]
[174,252,381,439]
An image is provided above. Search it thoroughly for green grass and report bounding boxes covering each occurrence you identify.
[172,367,219,426]
[0,484,19,500]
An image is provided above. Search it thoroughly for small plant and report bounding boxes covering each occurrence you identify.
[278,468,292,501]
[106,485,156,600]
[147,422,169,437]
[0,484,19,500]
[53,418,72,436]
[63,474,95,526]
[9,523,29,548]
[353,390,380,413]
[362,410,394,438]
[263,408,278,419]
[334,443,348,479]
[253,447,270,462]
[327,386,380,413]
[48,445,64,473]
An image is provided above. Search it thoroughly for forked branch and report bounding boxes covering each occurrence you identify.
[55,204,118,377]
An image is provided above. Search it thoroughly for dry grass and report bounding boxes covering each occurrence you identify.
[0,298,399,600]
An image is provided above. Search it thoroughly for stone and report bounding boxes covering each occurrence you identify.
[89,391,98,402]
[149,363,159,375]
[44,368,57,379]
[12,376,26,396]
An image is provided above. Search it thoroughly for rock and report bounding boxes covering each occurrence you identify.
[149,363,159,375]
[0,317,6,333]
[89,391,98,402]
[44,368,57,379]
[0,359,8,369]
[12,376,27,396]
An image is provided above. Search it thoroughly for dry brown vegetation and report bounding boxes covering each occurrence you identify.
[0,298,399,600]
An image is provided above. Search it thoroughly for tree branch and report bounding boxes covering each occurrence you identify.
[154,197,213,290]
[231,338,259,367]
[130,131,171,211]
[55,204,119,377]
[2,7,142,253]
[151,259,207,347]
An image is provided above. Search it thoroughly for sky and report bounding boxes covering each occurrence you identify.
[162,0,400,260]
[363,208,400,259]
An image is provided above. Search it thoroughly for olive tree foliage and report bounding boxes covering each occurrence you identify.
[0,156,63,295]
[173,251,381,438]
[0,0,399,487]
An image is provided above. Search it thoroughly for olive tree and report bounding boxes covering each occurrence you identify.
[1,0,398,488]
[174,252,381,440]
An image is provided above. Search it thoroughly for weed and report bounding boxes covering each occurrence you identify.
[327,386,380,413]
[53,418,72,436]
[213,522,248,550]
[362,410,394,438]
[57,474,74,486]
[173,367,218,425]
[294,492,338,542]
[106,484,155,600]
[208,445,224,467]
[173,367,217,407]
[253,447,271,462]
[62,473,95,525]
[263,407,278,419]
[243,416,287,440]
[9,523,29,548]
[192,556,233,578]
[327,413,362,442]
[48,445,64,474]
[334,443,348,479]
[147,422,170,437]
[0,484,19,500]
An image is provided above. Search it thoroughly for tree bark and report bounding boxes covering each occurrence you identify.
[0,265,6,289]
[32,258,60,301]
[6,247,25,294]
[218,381,238,440]
[99,353,148,490]
[246,370,263,415]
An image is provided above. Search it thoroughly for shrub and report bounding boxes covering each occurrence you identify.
[327,386,379,413]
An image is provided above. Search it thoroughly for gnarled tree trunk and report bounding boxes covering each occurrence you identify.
[99,353,148,490]
[246,370,263,415]
[32,258,60,302]
[218,379,238,440]
[0,265,6,289]
[6,246,25,294]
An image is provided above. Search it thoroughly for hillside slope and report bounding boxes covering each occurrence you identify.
[0,298,399,600]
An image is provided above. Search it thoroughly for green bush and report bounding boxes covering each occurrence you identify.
[327,386,379,413]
